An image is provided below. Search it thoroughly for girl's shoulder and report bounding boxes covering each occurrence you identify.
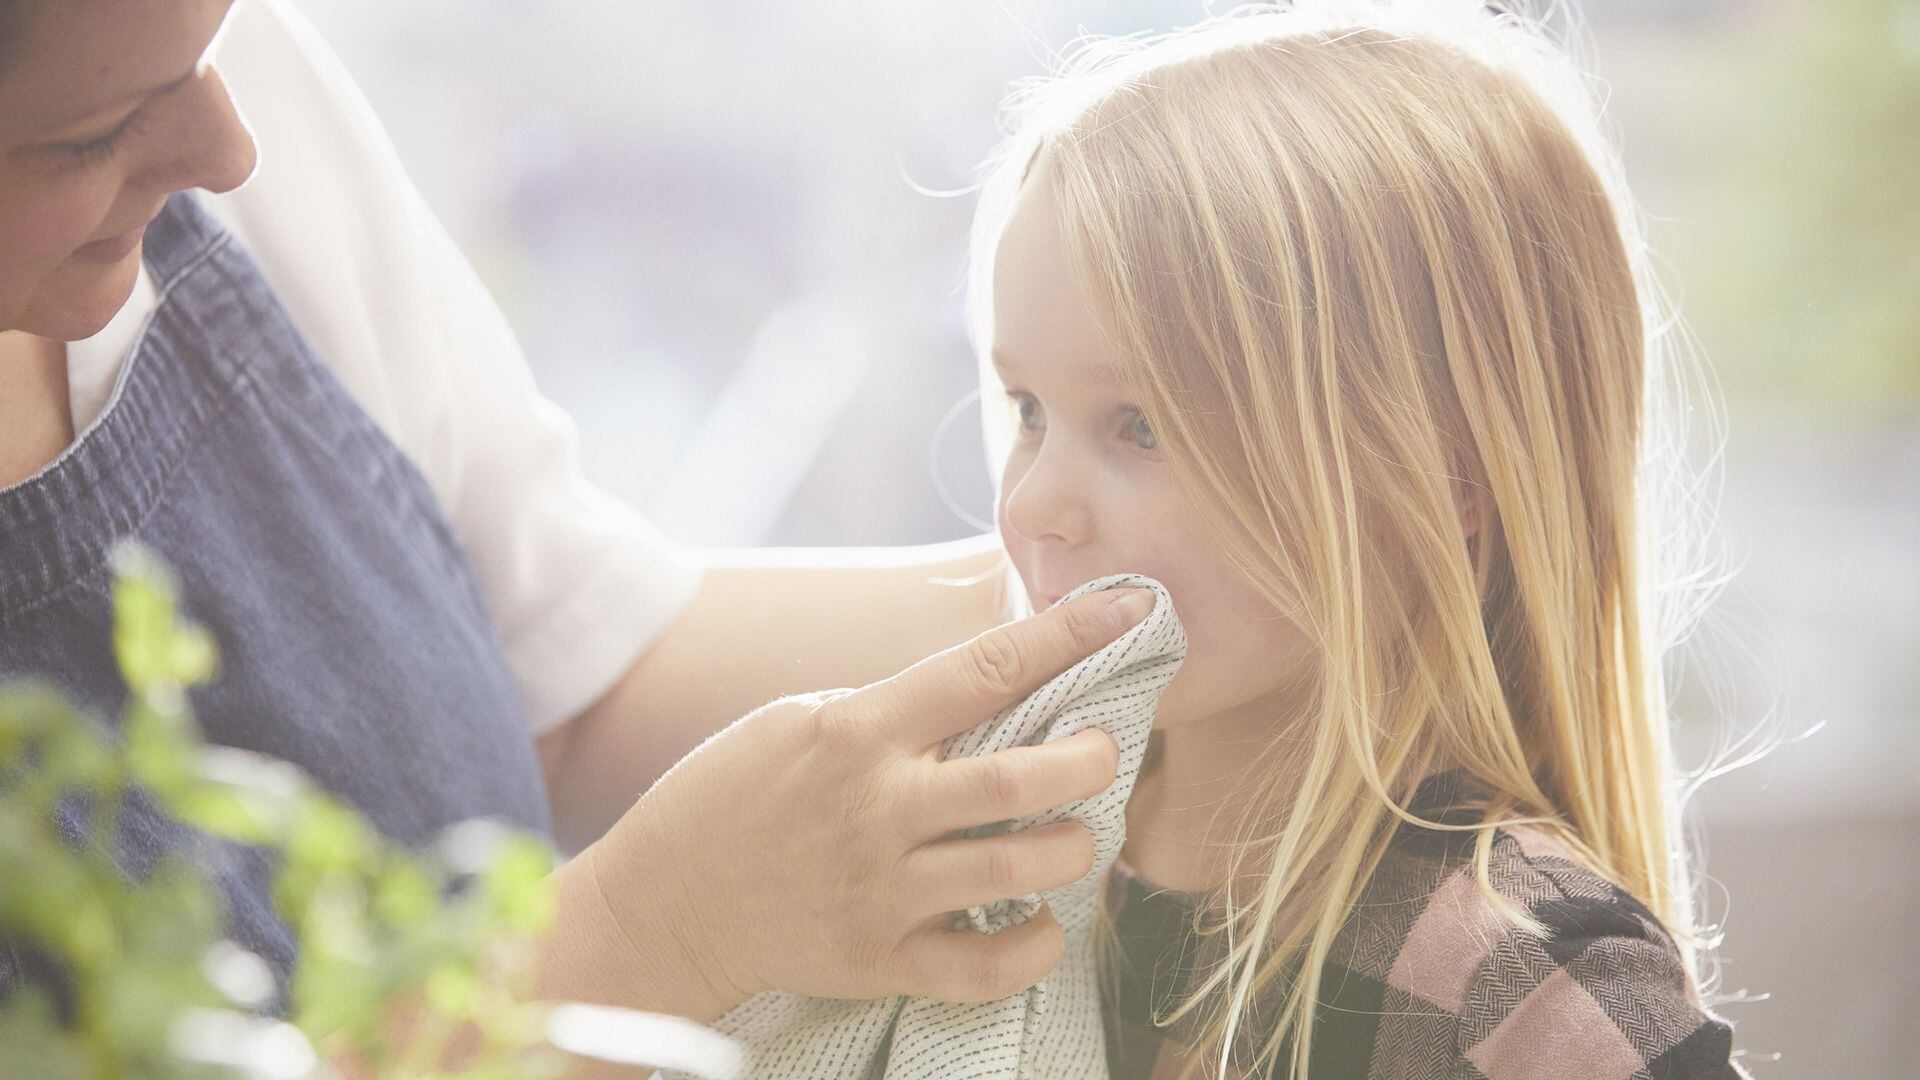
[1324,810,1750,1079]
[1101,775,1753,1078]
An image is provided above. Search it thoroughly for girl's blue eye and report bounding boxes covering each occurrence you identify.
[1009,391,1045,433]
[1126,410,1157,451]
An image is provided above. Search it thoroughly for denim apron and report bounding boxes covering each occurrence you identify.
[0,193,553,1004]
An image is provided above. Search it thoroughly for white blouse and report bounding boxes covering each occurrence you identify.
[64,0,704,736]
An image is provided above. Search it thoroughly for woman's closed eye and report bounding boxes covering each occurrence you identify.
[54,112,150,168]
[39,68,198,174]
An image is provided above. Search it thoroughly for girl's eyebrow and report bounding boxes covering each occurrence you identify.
[992,347,1122,388]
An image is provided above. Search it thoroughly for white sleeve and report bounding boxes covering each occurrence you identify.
[205,0,706,735]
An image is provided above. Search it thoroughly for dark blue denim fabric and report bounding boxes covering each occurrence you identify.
[0,193,552,1003]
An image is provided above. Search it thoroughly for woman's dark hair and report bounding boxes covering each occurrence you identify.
[0,2,26,77]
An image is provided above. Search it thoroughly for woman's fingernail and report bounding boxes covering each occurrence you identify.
[1107,589,1153,629]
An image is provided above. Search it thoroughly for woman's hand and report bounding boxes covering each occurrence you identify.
[540,587,1150,1024]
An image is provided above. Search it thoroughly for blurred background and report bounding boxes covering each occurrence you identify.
[294,0,1917,1074]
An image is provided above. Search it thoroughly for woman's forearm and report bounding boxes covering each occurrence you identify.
[538,535,1011,852]
[527,844,748,1078]
[536,842,744,1025]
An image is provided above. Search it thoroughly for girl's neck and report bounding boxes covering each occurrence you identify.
[1120,693,1467,896]
[1121,698,1295,893]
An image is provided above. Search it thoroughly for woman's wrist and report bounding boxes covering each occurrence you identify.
[534,838,750,1025]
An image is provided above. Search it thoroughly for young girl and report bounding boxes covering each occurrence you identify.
[969,1,1748,1076]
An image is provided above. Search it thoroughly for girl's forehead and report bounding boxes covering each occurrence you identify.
[992,168,1125,389]
[992,343,1121,391]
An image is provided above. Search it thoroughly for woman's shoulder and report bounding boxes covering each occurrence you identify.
[194,0,708,735]
[1326,813,1749,1079]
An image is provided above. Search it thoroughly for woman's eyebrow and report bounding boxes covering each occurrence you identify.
[36,66,196,136]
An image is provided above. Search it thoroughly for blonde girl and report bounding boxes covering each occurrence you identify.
[968,1,1749,1076]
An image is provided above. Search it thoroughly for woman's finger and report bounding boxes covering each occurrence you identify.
[906,728,1120,839]
[839,588,1153,753]
[891,904,1067,1004]
[898,820,1096,917]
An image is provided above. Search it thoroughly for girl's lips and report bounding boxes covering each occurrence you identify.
[73,222,150,265]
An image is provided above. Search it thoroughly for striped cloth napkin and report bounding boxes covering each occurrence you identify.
[667,573,1186,1079]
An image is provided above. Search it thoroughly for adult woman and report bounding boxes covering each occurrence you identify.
[0,0,1137,1069]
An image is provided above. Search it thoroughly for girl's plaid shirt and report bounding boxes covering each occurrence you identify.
[1103,771,1751,1080]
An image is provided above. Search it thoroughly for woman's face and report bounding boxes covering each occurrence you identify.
[0,0,255,339]
[990,164,1313,732]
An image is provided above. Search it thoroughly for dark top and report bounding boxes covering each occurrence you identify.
[1100,772,1749,1079]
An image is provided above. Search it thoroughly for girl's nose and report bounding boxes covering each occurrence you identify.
[1001,442,1095,548]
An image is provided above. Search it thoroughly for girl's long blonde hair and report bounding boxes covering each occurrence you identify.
[968,1,1731,1075]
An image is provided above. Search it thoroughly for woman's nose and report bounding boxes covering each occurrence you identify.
[142,65,259,197]
[1000,442,1094,547]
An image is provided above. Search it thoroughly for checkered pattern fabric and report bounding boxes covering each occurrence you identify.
[1104,772,1751,1079]
[668,574,1187,1080]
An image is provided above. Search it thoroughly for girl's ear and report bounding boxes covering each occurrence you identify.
[1454,479,1498,603]
[1453,477,1488,540]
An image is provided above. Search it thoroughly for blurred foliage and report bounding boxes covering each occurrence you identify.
[0,545,577,1080]
[1664,0,1920,418]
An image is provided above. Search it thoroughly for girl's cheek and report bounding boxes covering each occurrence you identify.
[1130,492,1301,686]
[994,457,1034,588]
[993,457,1019,542]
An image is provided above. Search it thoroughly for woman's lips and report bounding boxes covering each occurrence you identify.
[72,221,151,265]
